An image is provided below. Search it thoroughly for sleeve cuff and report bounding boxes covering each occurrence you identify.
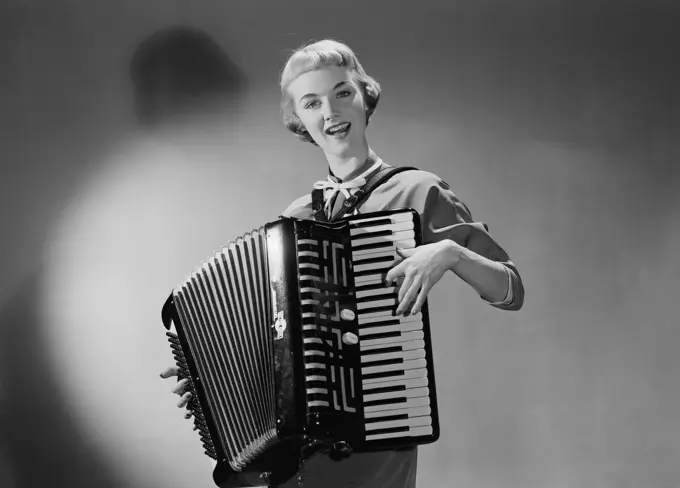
[481,265,514,306]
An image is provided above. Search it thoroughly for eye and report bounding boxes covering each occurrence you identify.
[304,99,320,110]
[337,90,352,98]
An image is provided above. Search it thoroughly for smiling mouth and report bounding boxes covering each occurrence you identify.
[325,122,351,136]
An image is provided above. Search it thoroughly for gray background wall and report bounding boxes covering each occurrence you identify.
[2,1,679,487]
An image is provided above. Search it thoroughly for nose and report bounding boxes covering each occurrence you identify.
[321,99,339,121]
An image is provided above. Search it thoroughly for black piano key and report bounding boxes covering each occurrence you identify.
[353,254,396,266]
[352,241,394,253]
[356,292,396,304]
[351,229,394,241]
[364,396,408,408]
[360,345,403,356]
[364,425,411,436]
[364,413,410,424]
[361,357,403,367]
[360,330,402,341]
[356,304,397,314]
[363,384,407,395]
[350,217,393,228]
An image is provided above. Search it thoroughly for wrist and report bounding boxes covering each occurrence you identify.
[444,239,465,272]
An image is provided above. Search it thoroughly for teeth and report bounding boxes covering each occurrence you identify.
[327,123,350,135]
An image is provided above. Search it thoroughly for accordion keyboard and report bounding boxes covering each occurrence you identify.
[348,211,434,443]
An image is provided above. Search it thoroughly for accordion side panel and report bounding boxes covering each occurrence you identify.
[265,219,306,438]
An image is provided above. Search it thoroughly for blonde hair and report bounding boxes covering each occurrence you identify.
[279,39,381,145]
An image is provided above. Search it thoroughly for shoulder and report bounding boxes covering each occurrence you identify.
[376,166,459,204]
[281,193,313,218]
[388,168,452,192]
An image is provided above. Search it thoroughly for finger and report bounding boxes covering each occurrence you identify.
[384,260,406,286]
[410,281,432,316]
[395,247,416,258]
[397,273,415,304]
[184,410,193,420]
[160,366,179,379]
[397,280,422,316]
[177,392,192,408]
[172,378,189,395]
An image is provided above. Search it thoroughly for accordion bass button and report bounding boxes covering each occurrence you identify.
[340,309,356,321]
[342,332,359,345]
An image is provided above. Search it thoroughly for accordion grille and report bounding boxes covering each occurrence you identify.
[172,227,277,471]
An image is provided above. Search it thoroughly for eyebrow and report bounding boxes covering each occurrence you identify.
[299,81,349,102]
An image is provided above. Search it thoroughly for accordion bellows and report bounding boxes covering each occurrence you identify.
[161,209,440,487]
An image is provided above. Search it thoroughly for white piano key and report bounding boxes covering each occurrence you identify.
[299,263,320,270]
[362,376,428,391]
[366,425,433,441]
[298,251,319,258]
[359,321,423,337]
[351,230,415,247]
[365,415,432,431]
[300,287,321,294]
[357,298,396,310]
[364,395,430,413]
[364,386,429,403]
[354,260,398,273]
[352,239,416,257]
[356,286,397,299]
[363,367,429,385]
[298,239,319,246]
[359,310,423,324]
[350,212,414,226]
[354,274,384,286]
[361,348,425,364]
[360,331,424,349]
[350,220,414,236]
[361,339,425,355]
[362,358,427,376]
[364,405,431,419]
[353,248,400,261]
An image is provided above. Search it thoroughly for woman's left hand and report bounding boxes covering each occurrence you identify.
[384,240,460,316]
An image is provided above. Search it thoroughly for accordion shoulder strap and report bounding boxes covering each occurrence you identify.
[329,165,418,222]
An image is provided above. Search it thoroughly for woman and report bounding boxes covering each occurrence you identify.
[161,39,524,487]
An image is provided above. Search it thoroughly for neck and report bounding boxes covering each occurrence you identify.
[325,141,374,181]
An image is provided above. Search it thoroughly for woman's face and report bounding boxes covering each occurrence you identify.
[287,65,368,158]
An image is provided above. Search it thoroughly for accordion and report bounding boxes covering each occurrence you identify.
[161,208,440,487]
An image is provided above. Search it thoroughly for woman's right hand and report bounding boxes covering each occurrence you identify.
[160,365,195,424]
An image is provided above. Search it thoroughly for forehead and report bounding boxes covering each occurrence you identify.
[287,65,355,100]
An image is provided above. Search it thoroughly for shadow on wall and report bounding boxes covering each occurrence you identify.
[130,25,247,127]
[0,25,246,488]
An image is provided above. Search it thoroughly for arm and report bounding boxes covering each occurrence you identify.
[444,240,512,304]
[385,172,525,313]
